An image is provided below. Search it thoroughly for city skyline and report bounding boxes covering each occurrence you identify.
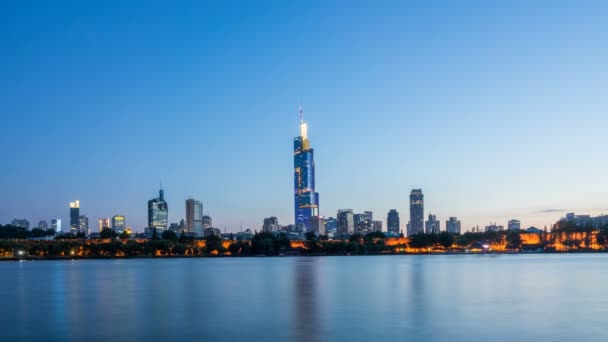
[2,1,608,232]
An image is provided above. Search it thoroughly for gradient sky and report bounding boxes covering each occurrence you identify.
[2,0,608,233]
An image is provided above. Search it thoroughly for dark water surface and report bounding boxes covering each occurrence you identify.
[1,254,607,341]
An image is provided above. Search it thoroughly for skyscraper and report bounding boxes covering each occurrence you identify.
[409,189,424,236]
[263,217,280,233]
[446,217,461,234]
[337,209,354,236]
[98,218,110,231]
[508,219,521,231]
[148,187,168,232]
[51,219,61,232]
[425,214,440,234]
[79,215,89,234]
[387,209,400,236]
[309,216,325,235]
[69,200,80,235]
[293,107,319,232]
[373,220,382,233]
[38,220,48,230]
[112,215,126,233]
[186,199,203,236]
[11,218,29,230]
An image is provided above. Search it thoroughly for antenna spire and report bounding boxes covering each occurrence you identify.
[299,105,303,124]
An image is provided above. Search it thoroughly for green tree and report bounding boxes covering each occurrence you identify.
[100,228,118,240]
[119,230,131,240]
[162,230,178,241]
[437,232,454,249]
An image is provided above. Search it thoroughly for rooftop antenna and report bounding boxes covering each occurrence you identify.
[299,105,303,124]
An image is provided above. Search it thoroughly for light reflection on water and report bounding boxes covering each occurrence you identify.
[1,254,608,341]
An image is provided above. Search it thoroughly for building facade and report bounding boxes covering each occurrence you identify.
[51,219,62,232]
[263,217,280,233]
[508,219,521,230]
[186,199,204,236]
[69,200,80,235]
[11,218,29,230]
[38,220,48,230]
[425,214,440,234]
[98,218,110,231]
[409,189,424,236]
[446,217,461,234]
[387,209,400,236]
[337,209,354,236]
[79,215,89,234]
[112,215,126,233]
[293,107,319,232]
[309,216,325,235]
[148,187,168,232]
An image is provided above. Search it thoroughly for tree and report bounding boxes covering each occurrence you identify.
[162,230,177,241]
[437,232,454,249]
[364,231,386,243]
[151,228,160,240]
[506,230,522,249]
[100,228,118,240]
[119,230,131,240]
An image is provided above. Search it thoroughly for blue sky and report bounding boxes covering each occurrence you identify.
[2,0,608,232]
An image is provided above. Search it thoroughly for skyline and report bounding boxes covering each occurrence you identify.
[2,1,608,232]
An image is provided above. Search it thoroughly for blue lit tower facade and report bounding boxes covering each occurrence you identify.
[293,107,319,232]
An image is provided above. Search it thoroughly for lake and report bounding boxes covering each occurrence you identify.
[1,254,607,341]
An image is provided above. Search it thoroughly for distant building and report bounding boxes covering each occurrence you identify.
[525,226,543,234]
[169,223,181,233]
[309,216,325,235]
[387,209,400,236]
[373,220,382,233]
[337,209,354,236]
[148,187,168,232]
[560,213,608,228]
[38,220,48,230]
[485,223,504,232]
[409,189,424,235]
[324,217,337,235]
[446,217,461,234]
[202,216,212,229]
[11,218,29,230]
[179,219,187,232]
[51,219,62,232]
[263,217,280,233]
[293,107,320,232]
[186,199,204,236]
[79,215,89,234]
[112,215,126,233]
[69,200,80,234]
[508,219,521,231]
[236,229,253,241]
[98,218,110,231]
[203,227,222,238]
[425,214,440,234]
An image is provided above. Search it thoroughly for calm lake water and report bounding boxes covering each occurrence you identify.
[1,254,607,341]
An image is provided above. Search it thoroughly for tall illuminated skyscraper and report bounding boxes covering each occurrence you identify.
[148,187,168,232]
[69,200,80,235]
[409,189,424,236]
[293,107,319,232]
[186,199,203,236]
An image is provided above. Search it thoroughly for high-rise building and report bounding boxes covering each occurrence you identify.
[309,216,325,235]
[202,216,212,229]
[425,214,440,234]
[337,209,354,236]
[324,217,337,235]
[263,217,280,233]
[179,218,187,232]
[508,219,521,231]
[38,220,48,230]
[11,218,29,230]
[409,189,424,236]
[51,219,62,232]
[485,223,504,232]
[293,107,320,232]
[112,215,126,233]
[98,218,110,231]
[69,200,80,235]
[387,209,400,236]
[354,212,373,234]
[148,187,168,232]
[373,220,382,233]
[446,217,461,234]
[186,199,204,236]
[79,215,89,234]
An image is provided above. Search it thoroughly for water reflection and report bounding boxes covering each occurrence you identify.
[294,258,321,342]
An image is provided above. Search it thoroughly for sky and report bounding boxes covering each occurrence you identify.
[1,0,608,233]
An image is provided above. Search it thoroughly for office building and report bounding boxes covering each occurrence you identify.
[373,220,382,233]
[69,200,80,234]
[263,217,280,233]
[186,199,204,236]
[51,219,62,232]
[11,218,29,230]
[202,216,212,229]
[485,223,504,232]
[425,214,440,234]
[337,209,354,236]
[79,215,89,234]
[98,218,110,231]
[38,220,48,230]
[387,209,400,236]
[508,219,521,231]
[324,217,337,235]
[148,187,168,231]
[309,216,325,235]
[409,189,424,236]
[446,217,461,234]
[112,215,126,233]
[293,107,320,232]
